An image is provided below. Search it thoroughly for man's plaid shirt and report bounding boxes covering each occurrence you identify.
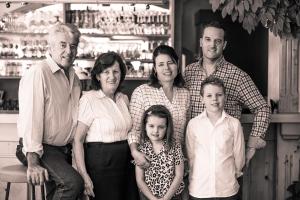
[184,57,271,138]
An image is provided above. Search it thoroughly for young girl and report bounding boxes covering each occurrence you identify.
[135,105,185,200]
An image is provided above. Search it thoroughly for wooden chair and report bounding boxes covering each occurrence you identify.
[0,164,45,200]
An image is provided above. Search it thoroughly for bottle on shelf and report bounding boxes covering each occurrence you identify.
[66,7,170,36]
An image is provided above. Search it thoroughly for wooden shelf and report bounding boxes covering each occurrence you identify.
[0,76,21,79]
[75,58,152,63]
[6,0,165,4]
[80,32,170,39]
[0,31,47,36]
[0,75,148,80]
[0,58,44,60]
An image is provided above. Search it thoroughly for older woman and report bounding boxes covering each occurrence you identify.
[73,52,139,200]
[128,45,190,168]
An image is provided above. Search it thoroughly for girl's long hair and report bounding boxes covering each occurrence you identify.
[140,105,174,151]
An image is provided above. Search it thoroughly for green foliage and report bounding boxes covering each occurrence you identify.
[209,0,300,38]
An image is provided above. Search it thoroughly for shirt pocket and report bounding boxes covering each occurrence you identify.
[216,126,234,154]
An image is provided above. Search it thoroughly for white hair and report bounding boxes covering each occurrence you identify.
[47,23,81,44]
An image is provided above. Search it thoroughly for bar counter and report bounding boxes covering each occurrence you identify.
[0,113,299,200]
[2,113,300,123]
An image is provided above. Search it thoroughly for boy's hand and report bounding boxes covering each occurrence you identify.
[245,147,256,167]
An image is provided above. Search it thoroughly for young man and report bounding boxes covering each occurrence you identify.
[186,76,245,200]
[17,23,84,199]
[184,21,270,168]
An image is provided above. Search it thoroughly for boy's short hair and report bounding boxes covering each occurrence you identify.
[200,76,226,96]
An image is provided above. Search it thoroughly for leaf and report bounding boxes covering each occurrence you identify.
[226,0,236,15]
[209,0,221,12]
[222,6,228,18]
[277,16,284,31]
[243,16,253,34]
[231,10,239,22]
[265,11,274,22]
[237,1,245,22]
[283,21,291,34]
[269,8,275,16]
[272,24,278,36]
[244,0,250,11]
[296,13,300,26]
[251,0,263,12]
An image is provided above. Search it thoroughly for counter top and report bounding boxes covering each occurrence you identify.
[1,113,300,124]
[0,114,18,123]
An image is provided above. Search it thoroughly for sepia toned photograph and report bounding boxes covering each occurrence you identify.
[0,0,299,200]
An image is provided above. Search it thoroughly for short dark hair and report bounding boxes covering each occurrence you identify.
[90,52,127,92]
[200,76,226,96]
[201,21,227,41]
[140,105,174,151]
[149,45,185,88]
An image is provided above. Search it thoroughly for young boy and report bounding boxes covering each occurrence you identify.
[186,76,245,200]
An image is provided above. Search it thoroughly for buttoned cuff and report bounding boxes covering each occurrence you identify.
[247,136,266,149]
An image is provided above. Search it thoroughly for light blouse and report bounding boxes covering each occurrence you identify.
[78,90,132,143]
[128,84,190,145]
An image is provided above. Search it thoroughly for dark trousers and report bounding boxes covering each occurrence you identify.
[189,194,239,200]
[236,176,243,200]
[16,139,84,200]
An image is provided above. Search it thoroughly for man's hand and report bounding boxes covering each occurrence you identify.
[132,149,151,169]
[82,173,95,198]
[245,147,256,168]
[26,152,49,185]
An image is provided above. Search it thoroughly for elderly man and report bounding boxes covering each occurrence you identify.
[17,23,84,199]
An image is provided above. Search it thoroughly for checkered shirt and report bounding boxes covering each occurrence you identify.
[128,84,190,145]
[184,57,271,138]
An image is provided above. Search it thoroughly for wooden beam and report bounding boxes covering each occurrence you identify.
[0,0,165,4]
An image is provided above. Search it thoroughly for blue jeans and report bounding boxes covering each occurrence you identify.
[16,140,84,200]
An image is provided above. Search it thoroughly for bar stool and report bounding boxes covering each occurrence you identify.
[0,164,45,200]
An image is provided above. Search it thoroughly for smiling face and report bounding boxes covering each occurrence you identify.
[154,54,178,85]
[146,115,167,143]
[97,61,121,96]
[48,32,79,70]
[202,84,225,114]
[200,27,227,62]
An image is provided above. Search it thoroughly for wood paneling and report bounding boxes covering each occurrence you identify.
[279,39,300,112]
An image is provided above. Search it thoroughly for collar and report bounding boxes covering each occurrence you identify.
[45,53,76,85]
[198,56,226,71]
[144,139,168,152]
[95,89,121,100]
[45,53,62,74]
[45,52,75,75]
[199,110,229,122]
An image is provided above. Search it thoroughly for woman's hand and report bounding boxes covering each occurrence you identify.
[82,174,95,198]
[132,149,151,169]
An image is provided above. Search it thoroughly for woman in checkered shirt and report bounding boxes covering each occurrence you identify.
[128,45,190,171]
